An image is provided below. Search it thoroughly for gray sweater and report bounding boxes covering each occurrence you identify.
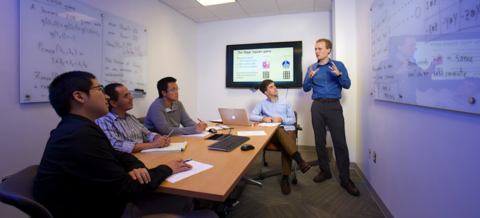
[144,98,198,136]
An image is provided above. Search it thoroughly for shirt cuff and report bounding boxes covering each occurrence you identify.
[114,141,136,153]
[148,133,159,142]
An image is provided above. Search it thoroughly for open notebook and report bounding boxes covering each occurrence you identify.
[140,141,187,154]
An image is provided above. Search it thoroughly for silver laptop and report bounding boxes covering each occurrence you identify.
[218,108,251,126]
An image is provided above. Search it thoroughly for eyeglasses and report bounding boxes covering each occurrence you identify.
[89,85,105,94]
[169,88,180,92]
[122,92,132,98]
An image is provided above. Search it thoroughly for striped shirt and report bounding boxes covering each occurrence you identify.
[95,112,159,153]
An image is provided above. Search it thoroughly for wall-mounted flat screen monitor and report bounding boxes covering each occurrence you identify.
[226,41,303,88]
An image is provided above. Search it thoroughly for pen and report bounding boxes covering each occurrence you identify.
[182,159,192,163]
[197,118,204,123]
[167,129,174,137]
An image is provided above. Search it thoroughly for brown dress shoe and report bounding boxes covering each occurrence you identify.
[340,179,360,196]
[313,171,332,183]
[298,160,311,174]
[280,180,291,195]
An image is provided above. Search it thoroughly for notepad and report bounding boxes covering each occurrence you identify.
[237,131,267,136]
[140,141,187,154]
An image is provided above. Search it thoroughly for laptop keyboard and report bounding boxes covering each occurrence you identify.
[207,135,250,152]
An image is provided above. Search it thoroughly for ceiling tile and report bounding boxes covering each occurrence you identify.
[195,17,221,23]
[205,3,246,17]
[276,0,315,10]
[159,0,202,10]
[315,0,331,7]
[238,0,278,14]
[314,6,331,11]
[248,10,280,18]
[218,14,250,20]
[161,0,331,23]
[177,7,216,19]
[280,7,314,14]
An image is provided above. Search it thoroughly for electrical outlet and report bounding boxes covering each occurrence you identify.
[373,151,376,163]
[369,147,372,159]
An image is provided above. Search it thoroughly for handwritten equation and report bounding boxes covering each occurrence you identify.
[102,14,148,89]
[20,0,103,102]
[425,0,480,41]
[20,0,148,103]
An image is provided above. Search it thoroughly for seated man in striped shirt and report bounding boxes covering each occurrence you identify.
[96,83,170,153]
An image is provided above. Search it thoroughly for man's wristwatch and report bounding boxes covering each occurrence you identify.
[337,72,342,77]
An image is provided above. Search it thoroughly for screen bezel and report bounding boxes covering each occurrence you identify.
[225,41,303,88]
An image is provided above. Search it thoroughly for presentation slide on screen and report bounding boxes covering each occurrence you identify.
[233,47,294,82]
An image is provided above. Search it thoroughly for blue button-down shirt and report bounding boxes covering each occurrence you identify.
[303,59,351,100]
[249,98,296,131]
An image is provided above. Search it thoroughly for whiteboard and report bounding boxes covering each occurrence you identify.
[102,13,148,91]
[370,0,480,115]
[20,0,148,103]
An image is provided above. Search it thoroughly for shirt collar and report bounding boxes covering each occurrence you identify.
[317,59,332,66]
[266,96,280,103]
[107,111,131,121]
[160,98,178,112]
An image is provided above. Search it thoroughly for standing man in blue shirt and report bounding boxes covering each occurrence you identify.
[250,79,311,195]
[303,38,359,196]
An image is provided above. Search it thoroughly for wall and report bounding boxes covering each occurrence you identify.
[0,0,197,216]
[332,0,358,161]
[196,12,348,149]
[354,0,480,217]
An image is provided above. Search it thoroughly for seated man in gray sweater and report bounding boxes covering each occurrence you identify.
[144,77,207,136]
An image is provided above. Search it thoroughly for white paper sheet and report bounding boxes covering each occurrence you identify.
[237,131,267,136]
[210,119,222,123]
[206,125,231,130]
[257,123,281,127]
[177,132,210,137]
[166,160,214,183]
[140,141,187,154]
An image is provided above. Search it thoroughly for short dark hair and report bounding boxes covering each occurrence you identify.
[259,79,274,95]
[49,71,95,117]
[316,38,333,54]
[104,83,124,110]
[157,77,177,98]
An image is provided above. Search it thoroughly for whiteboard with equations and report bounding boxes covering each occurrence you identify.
[370,0,480,115]
[20,0,148,103]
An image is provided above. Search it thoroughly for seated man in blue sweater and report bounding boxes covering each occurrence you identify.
[33,71,201,218]
[249,79,311,195]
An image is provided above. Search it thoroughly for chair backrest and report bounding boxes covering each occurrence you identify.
[137,116,146,124]
[0,165,54,218]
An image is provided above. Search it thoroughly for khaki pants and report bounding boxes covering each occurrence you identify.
[268,128,298,175]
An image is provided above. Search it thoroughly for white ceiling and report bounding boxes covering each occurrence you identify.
[159,0,332,23]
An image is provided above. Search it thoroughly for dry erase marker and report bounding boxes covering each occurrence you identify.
[167,129,174,137]
[182,159,192,163]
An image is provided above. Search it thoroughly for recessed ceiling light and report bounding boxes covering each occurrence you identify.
[196,0,236,6]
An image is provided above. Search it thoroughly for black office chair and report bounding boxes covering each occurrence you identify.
[259,111,302,184]
[0,165,54,218]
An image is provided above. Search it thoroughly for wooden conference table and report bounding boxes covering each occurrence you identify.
[133,124,278,202]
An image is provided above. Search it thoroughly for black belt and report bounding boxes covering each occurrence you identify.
[314,98,339,103]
